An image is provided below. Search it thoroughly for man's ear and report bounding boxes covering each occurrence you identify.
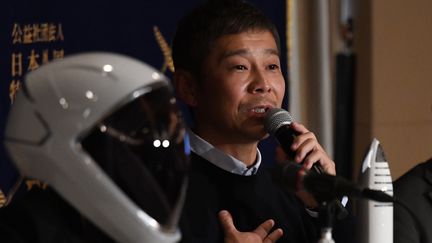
[173,69,198,107]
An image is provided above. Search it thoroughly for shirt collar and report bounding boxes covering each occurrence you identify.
[188,130,261,176]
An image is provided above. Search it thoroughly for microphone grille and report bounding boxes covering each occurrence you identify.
[264,108,294,134]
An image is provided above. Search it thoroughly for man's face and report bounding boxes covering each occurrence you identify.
[194,30,285,144]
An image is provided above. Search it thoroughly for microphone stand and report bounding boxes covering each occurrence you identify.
[317,199,339,243]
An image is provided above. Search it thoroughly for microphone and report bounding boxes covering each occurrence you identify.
[264,108,323,174]
[264,108,393,203]
[281,162,394,203]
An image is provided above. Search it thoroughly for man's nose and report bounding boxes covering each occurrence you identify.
[248,70,271,93]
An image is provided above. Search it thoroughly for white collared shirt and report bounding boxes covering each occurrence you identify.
[188,130,261,176]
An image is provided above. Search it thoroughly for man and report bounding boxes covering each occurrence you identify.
[394,158,432,243]
[172,0,336,242]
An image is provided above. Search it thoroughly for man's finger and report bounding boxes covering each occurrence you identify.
[264,228,284,243]
[291,122,309,133]
[252,219,275,239]
[218,210,237,235]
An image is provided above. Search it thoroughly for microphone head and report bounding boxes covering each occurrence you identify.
[264,108,294,134]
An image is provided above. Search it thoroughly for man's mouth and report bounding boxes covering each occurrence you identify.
[248,105,275,116]
[251,107,267,114]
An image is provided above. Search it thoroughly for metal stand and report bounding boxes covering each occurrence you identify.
[317,199,347,243]
[318,227,335,243]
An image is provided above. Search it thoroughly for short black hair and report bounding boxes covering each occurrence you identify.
[172,0,280,78]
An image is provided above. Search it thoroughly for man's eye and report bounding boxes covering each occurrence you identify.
[234,65,247,70]
[268,64,279,70]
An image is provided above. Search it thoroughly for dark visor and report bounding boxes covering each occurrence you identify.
[81,83,189,231]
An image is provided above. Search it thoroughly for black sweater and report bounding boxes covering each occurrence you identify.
[179,152,318,243]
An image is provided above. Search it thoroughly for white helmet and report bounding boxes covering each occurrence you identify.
[4,52,189,243]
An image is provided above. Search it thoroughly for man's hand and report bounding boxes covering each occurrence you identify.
[290,122,336,175]
[277,122,336,208]
[219,210,283,243]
